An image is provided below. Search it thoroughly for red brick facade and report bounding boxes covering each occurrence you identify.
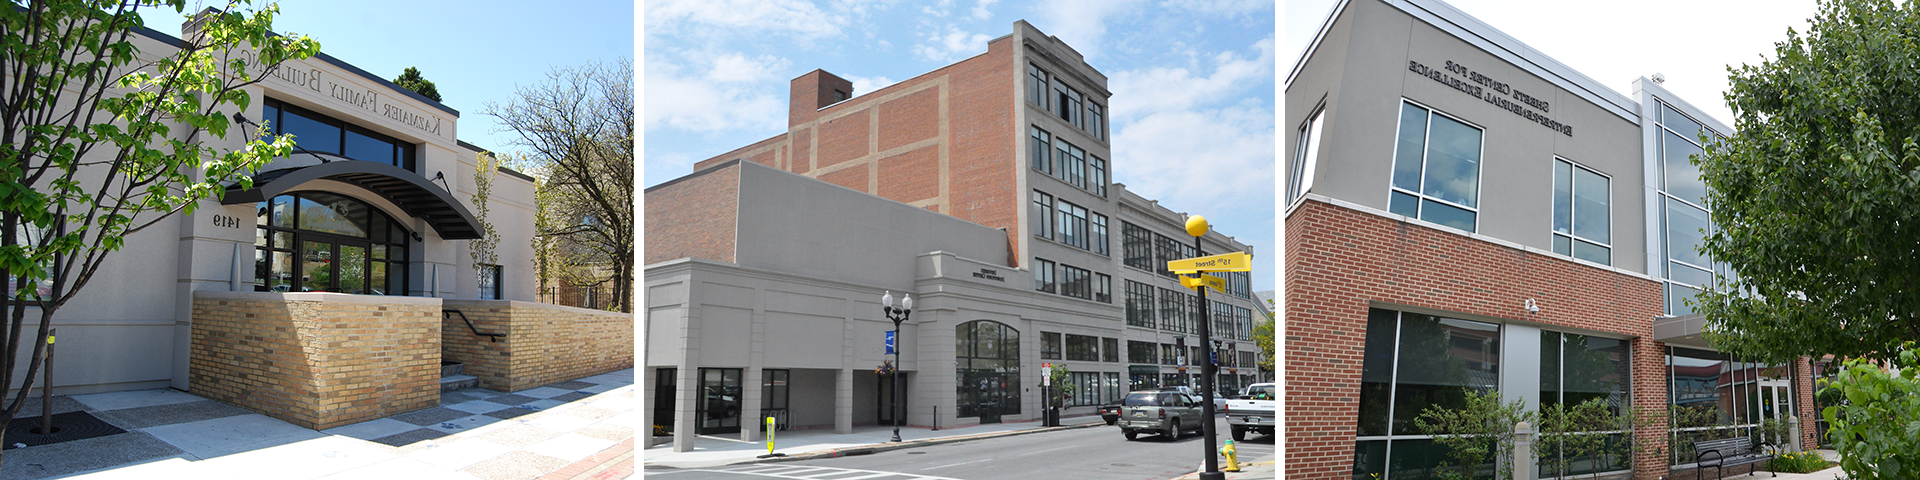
[688,35,1022,265]
[643,162,740,266]
[1285,199,1668,479]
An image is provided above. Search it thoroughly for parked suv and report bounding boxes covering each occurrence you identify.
[1118,391,1204,441]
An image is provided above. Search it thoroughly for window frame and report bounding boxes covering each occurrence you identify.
[1288,104,1325,205]
[1386,98,1485,233]
[1551,156,1614,266]
[1042,331,1063,360]
[1028,63,1050,110]
[1034,258,1057,294]
[479,263,502,300]
[1030,126,1053,175]
[1031,190,1054,241]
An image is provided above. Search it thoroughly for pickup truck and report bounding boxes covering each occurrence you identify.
[1222,383,1275,441]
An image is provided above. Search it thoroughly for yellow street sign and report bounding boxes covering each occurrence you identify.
[1181,274,1227,294]
[1167,251,1253,273]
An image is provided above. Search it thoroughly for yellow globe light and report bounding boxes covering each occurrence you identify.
[1185,215,1209,237]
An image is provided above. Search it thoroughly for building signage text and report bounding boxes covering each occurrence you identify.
[259,59,447,140]
[1407,60,1573,137]
[972,268,1005,282]
[212,214,244,229]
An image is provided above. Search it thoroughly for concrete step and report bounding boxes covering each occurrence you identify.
[441,361,464,377]
[441,374,478,392]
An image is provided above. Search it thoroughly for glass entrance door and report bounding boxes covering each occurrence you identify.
[299,235,371,293]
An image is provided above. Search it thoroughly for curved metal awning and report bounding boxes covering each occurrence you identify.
[222,161,484,240]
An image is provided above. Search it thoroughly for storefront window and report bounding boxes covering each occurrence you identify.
[955,320,1021,421]
[1355,308,1501,480]
[1667,347,1790,465]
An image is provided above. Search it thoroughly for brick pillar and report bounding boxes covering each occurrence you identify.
[1630,338,1671,479]
[1796,357,1819,449]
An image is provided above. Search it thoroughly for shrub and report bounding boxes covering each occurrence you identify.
[1772,450,1833,474]
[1824,342,1920,479]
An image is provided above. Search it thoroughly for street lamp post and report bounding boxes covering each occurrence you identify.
[1185,216,1225,480]
[882,291,913,443]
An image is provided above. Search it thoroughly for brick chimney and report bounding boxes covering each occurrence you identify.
[790,69,854,127]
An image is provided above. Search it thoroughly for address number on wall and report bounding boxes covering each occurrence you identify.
[213,214,245,229]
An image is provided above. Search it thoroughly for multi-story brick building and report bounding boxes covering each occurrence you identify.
[1286,1,1816,478]
[644,20,1269,452]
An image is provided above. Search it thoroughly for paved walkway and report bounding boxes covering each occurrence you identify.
[0,369,635,480]
[643,414,1111,469]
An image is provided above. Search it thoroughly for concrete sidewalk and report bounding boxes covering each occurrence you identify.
[642,414,1113,469]
[1167,453,1278,480]
[0,369,635,480]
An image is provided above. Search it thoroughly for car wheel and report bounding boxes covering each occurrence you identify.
[1232,426,1246,442]
[1167,419,1180,439]
[1124,430,1137,441]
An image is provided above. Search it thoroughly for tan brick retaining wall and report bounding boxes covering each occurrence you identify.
[190,291,441,430]
[443,300,633,393]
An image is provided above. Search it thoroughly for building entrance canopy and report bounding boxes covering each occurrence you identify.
[222,161,484,240]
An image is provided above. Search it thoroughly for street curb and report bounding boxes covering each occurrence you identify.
[746,421,1111,465]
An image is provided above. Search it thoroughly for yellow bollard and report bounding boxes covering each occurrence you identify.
[1220,438,1241,472]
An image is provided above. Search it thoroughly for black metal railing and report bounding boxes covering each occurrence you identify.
[445,309,506,342]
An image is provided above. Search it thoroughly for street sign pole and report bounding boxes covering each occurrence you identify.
[1193,234,1222,480]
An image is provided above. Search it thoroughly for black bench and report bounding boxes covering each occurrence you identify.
[1692,437,1775,480]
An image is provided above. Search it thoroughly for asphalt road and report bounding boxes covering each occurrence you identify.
[643,416,1275,480]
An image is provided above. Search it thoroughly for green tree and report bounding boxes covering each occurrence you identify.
[0,0,318,467]
[469,151,499,295]
[487,59,633,312]
[392,66,441,102]
[1254,299,1275,375]
[1823,342,1920,479]
[1696,0,1920,362]
[1042,362,1074,409]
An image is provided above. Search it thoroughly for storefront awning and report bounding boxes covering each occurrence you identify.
[221,161,484,240]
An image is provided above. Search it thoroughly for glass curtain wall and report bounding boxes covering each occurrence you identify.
[1353,308,1502,480]
[1655,101,1726,315]
[1538,332,1631,477]
[1666,347,1791,465]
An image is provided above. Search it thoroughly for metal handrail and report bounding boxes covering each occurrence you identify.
[445,309,506,342]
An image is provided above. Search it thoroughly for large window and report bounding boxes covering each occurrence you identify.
[1034,258,1056,294]
[1087,103,1106,141]
[1154,233,1182,278]
[263,99,415,169]
[1552,158,1612,265]
[1066,334,1099,361]
[1657,101,1725,315]
[1095,273,1111,304]
[1354,308,1501,480]
[1157,287,1188,333]
[1031,126,1053,175]
[1288,106,1325,204]
[1056,200,1088,249]
[1090,213,1109,256]
[1387,100,1483,233]
[956,321,1021,418]
[256,192,410,295]
[1102,337,1120,363]
[1123,222,1154,271]
[1031,191,1054,241]
[1090,155,1108,197]
[1027,64,1050,109]
[1128,340,1157,364]
[1042,332,1063,360]
[1539,331,1631,476]
[1125,280,1156,327]
[1060,264,1091,300]
[1666,347,1792,466]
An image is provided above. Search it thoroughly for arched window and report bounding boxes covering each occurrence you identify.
[955,320,1021,422]
[254,192,411,295]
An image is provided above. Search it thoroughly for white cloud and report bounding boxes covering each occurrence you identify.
[644,53,788,134]
[922,0,955,17]
[972,0,999,20]
[706,53,789,84]
[646,0,845,42]
[1160,0,1271,16]
[845,75,898,97]
[1108,37,1273,121]
[1112,105,1275,208]
[912,26,992,63]
[1036,0,1147,57]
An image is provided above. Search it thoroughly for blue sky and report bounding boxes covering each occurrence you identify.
[644,0,1278,292]
[146,0,635,156]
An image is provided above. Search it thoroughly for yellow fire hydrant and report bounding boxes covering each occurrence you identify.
[1221,438,1241,472]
